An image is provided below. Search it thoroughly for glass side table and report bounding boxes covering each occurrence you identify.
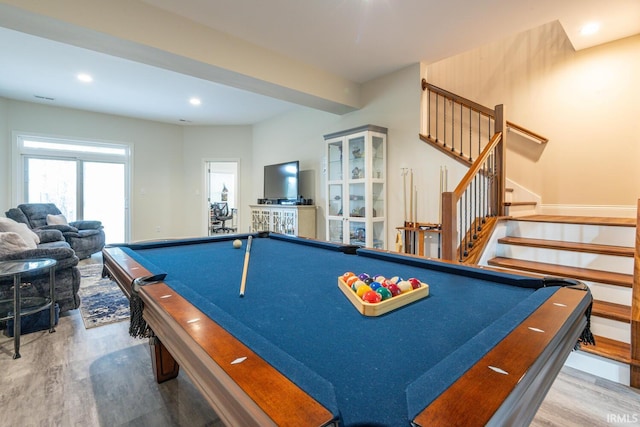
[0,258,57,359]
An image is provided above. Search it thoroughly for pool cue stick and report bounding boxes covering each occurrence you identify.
[402,168,408,224]
[239,235,253,297]
[409,169,414,224]
[439,166,443,225]
[414,185,418,225]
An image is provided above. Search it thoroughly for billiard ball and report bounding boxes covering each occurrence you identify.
[369,281,382,291]
[408,278,421,289]
[362,290,382,303]
[346,276,359,287]
[343,272,355,280]
[386,283,401,297]
[233,239,242,248]
[373,275,386,283]
[356,284,372,298]
[376,287,393,300]
[397,280,413,293]
[352,280,366,292]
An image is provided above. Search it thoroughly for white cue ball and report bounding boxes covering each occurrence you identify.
[233,239,242,249]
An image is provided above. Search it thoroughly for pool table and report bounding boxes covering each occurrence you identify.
[103,233,592,427]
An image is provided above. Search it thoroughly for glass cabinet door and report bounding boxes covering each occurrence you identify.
[328,218,343,244]
[349,219,366,247]
[325,125,387,249]
[372,135,384,180]
[372,182,384,218]
[328,184,343,216]
[347,135,365,181]
[327,140,343,181]
[348,183,365,219]
[371,221,385,249]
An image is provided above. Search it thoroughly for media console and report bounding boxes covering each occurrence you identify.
[249,204,317,238]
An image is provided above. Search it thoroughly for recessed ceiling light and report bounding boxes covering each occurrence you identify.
[580,22,600,36]
[77,73,93,83]
[189,97,202,106]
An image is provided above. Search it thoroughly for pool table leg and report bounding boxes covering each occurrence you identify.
[149,336,180,383]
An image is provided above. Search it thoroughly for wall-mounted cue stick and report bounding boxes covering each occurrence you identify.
[239,235,253,297]
[402,168,408,223]
[409,169,414,224]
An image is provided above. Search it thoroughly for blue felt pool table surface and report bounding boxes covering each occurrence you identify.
[109,233,591,426]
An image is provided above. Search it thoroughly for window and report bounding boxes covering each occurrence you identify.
[15,134,130,244]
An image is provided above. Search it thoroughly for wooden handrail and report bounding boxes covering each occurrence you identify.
[507,121,548,144]
[422,80,547,145]
[452,132,503,197]
[423,80,494,117]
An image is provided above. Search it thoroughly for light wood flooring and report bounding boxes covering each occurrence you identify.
[1,259,639,426]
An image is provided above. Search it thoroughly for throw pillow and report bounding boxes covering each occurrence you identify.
[47,214,68,225]
[0,232,32,256]
[0,218,39,247]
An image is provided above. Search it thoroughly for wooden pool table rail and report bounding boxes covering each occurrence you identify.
[413,284,590,426]
[103,246,335,427]
[103,244,591,427]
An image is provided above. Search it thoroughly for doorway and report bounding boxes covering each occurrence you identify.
[206,160,239,235]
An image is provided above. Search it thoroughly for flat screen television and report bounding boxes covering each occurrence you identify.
[264,161,299,202]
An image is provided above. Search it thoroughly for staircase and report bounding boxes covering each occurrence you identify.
[419,80,639,386]
[479,214,637,386]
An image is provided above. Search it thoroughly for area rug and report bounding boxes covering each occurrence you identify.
[78,263,130,329]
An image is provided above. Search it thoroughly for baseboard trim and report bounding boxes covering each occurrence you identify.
[565,351,630,386]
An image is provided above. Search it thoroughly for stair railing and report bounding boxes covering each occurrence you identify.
[421,80,547,164]
[420,80,549,261]
[441,113,506,261]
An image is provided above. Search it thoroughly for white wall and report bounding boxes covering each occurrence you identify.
[0,99,186,241]
[252,64,438,245]
[0,98,9,212]
[181,125,253,235]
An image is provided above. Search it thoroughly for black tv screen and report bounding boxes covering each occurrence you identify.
[264,161,299,201]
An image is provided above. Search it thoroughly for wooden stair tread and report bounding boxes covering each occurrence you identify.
[498,236,634,257]
[592,300,631,323]
[580,335,635,366]
[504,201,537,207]
[514,215,636,227]
[487,257,633,287]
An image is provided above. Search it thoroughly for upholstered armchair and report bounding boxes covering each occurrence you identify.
[5,203,106,259]
[0,218,81,312]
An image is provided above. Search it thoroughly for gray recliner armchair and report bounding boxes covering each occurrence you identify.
[0,218,81,313]
[6,203,106,259]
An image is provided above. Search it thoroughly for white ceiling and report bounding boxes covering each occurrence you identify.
[0,0,638,125]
